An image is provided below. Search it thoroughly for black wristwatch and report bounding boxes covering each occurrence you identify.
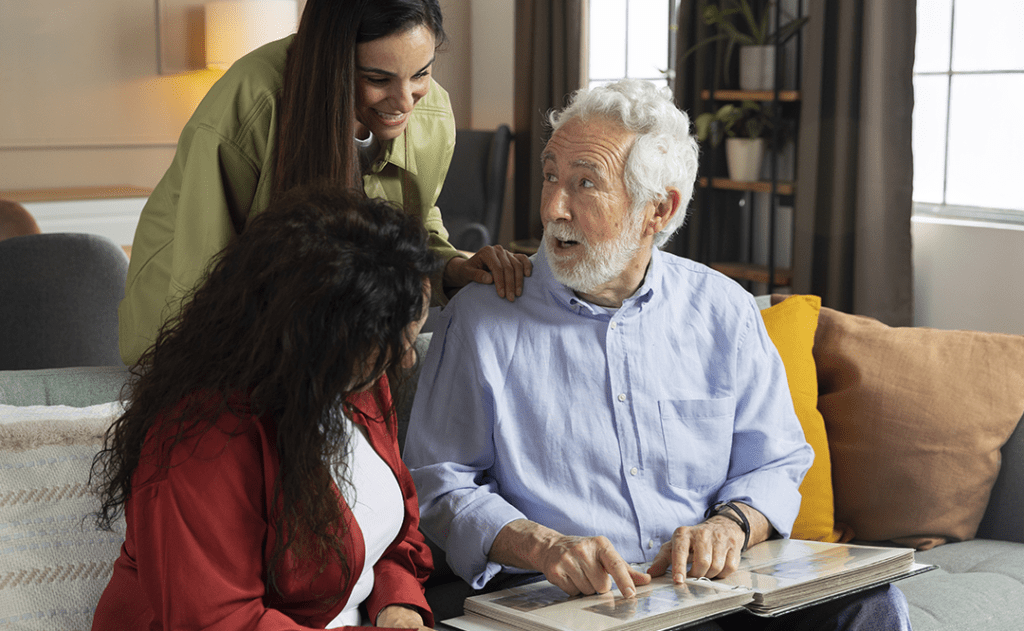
[707,500,751,552]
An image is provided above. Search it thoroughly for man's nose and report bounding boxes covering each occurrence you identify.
[541,188,571,223]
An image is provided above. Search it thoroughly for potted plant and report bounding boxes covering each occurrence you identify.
[683,0,809,90]
[694,100,772,182]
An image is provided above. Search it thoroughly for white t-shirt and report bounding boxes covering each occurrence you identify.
[328,418,405,627]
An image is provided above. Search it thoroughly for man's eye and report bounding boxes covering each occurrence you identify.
[580,179,594,189]
[544,173,558,183]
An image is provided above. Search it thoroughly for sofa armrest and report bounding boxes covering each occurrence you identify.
[976,411,1024,544]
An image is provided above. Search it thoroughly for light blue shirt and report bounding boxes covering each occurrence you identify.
[404,247,813,589]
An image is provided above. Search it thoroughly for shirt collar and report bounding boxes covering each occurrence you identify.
[377,130,415,175]
[537,245,660,317]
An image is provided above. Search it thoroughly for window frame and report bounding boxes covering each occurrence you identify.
[584,0,678,91]
[912,0,1024,221]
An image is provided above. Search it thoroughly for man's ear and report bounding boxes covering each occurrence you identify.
[645,188,683,236]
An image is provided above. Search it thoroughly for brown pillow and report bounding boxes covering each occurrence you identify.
[813,306,1024,549]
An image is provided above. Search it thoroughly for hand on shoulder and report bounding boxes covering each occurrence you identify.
[444,245,532,301]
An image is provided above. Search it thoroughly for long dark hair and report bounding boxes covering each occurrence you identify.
[92,185,441,591]
[273,0,446,195]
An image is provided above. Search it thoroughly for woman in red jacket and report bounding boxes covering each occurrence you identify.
[91,186,441,630]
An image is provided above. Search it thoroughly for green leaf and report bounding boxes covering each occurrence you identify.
[695,113,713,141]
[771,16,810,45]
[738,0,765,44]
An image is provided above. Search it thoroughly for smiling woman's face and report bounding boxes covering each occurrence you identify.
[354,24,436,142]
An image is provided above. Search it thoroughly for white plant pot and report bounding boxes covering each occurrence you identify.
[739,45,776,91]
[725,137,766,182]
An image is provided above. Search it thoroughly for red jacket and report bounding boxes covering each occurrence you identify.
[92,378,434,630]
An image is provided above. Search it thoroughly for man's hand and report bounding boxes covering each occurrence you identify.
[444,246,532,301]
[647,518,744,582]
[376,604,431,629]
[647,502,770,582]
[538,534,652,598]
[489,519,651,598]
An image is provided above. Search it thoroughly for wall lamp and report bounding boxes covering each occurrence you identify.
[156,0,298,74]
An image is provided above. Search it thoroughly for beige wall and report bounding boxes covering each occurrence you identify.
[0,0,512,192]
[0,0,224,190]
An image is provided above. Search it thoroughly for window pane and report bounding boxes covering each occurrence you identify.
[912,75,949,204]
[588,0,627,80]
[915,0,952,73]
[627,0,669,79]
[945,73,1024,211]
[951,0,1024,71]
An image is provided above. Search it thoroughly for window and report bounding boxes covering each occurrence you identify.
[913,0,1024,221]
[587,0,677,90]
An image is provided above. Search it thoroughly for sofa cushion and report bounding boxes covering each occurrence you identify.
[0,366,129,407]
[900,539,1024,631]
[759,295,840,543]
[0,404,124,630]
[811,305,1024,549]
[976,408,1024,544]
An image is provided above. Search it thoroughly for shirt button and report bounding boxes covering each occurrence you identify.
[610,322,617,330]
[617,393,627,402]
[630,467,639,476]
[648,540,655,549]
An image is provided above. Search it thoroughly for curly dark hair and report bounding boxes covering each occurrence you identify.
[91,185,441,592]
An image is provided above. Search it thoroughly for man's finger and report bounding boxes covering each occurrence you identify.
[687,536,715,578]
[671,529,692,583]
[647,544,671,578]
[598,545,637,598]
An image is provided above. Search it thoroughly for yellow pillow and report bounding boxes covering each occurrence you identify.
[760,295,841,543]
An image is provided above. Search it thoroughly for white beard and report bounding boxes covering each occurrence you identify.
[543,219,643,294]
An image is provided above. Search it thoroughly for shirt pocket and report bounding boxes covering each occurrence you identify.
[658,398,735,492]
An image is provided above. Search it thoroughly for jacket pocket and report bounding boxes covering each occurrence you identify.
[658,398,735,492]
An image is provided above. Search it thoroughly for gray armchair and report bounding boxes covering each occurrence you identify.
[436,125,513,252]
[0,232,128,370]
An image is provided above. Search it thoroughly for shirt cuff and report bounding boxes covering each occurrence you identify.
[716,468,805,539]
[445,496,527,589]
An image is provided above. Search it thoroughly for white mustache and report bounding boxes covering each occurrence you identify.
[545,224,587,246]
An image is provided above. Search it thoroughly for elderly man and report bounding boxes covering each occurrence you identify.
[404,79,911,630]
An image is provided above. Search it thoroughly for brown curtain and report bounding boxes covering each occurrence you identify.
[513,0,584,242]
[793,0,915,325]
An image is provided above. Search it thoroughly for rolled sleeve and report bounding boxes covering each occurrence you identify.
[405,313,526,587]
[716,304,813,537]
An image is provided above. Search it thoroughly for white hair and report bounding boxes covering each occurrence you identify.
[547,79,700,247]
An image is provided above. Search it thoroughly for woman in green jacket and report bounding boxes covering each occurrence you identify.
[119,0,530,365]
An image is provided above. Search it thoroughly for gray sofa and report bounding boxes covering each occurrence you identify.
[2,334,1023,630]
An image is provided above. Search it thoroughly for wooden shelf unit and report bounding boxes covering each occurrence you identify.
[701,89,800,103]
[692,1,805,293]
[709,262,792,287]
[699,177,795,196]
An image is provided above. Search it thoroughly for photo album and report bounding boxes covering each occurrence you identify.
[441,539,931,631]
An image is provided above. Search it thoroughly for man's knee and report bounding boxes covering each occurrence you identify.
[846,584,912,630]
[819,584,912,631]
